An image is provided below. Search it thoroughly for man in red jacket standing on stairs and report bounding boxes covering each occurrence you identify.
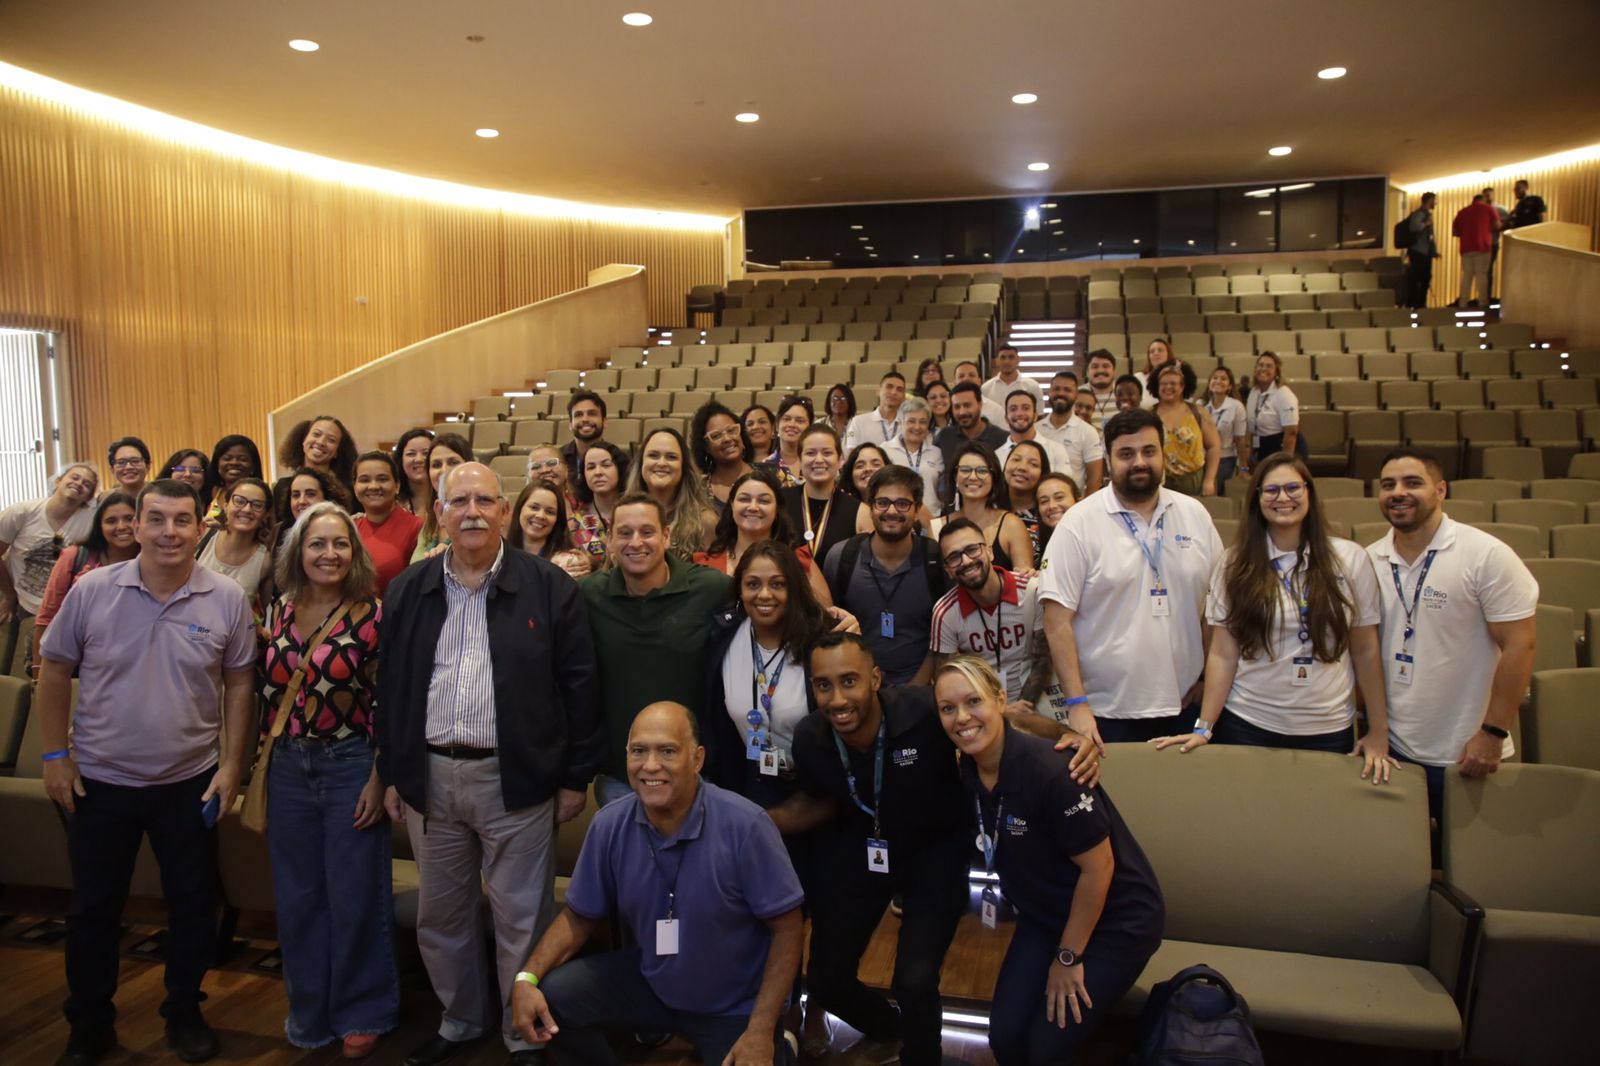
[1453,194,1500,310]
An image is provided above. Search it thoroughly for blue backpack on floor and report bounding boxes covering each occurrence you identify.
[1131,964,1265,1065]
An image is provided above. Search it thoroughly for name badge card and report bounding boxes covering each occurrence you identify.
[880,612,895,638]
[1291,655,1314,687]
[1150,587,1170,618]
[981,886,1001,930]
[866,838,890,874]
[746,730,766,761]
[1394,652,1414,686]
[656,918,679,956]
[759,748,780,777]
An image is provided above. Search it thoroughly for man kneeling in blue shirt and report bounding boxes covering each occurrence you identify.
[511,702,804,1065]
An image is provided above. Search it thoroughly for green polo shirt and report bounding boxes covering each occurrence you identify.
[581,555,732,779]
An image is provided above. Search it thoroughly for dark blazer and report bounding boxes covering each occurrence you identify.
[376,543,601,813]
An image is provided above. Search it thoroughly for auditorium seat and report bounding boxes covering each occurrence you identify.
[0,675,28,768]
[1461,414,1520,476]
[1496,499,1584,536]
[1470,522,1546,560]
[1551,524,1600,562]
[1315,477,1364,499]
[1523,560,1600,628]
[1443,763,1600,1065]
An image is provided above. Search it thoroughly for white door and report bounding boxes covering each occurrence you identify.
[0,330,59,507]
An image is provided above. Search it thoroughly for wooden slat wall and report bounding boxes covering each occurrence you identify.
[0,85,728,474]
[1397,155,1600,311]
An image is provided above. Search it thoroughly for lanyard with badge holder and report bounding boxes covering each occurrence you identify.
[747,627,787,775]
[834,719,890,873]
[802,491,834,548]
[975,597,1010,694]
[1387,549,1437,686]
[647,836,684,956]
[1272,555,1316,687]
[974,792,1007,929]
[1119,511,1169,616]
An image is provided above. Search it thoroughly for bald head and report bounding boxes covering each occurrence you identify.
[630,701,701,747]
[436,462,509,562]
[627,702,705,815]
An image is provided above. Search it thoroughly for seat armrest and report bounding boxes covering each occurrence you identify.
[1429,880,1485,1012]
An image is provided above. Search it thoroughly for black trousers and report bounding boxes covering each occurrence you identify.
[1096,708,1197,744]
[988,916,1159,1066]
[804,828,968,1066]
[1403,251,1434,308]
[63,767,220,1028]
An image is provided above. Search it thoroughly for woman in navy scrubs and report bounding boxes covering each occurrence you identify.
[935,656,1164,1065]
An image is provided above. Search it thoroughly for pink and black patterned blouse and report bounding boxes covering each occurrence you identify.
[260,595,381,741]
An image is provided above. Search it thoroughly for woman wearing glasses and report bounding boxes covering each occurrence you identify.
[884,396,944,514]
[691,402,756,510]
[933,441,1033,576]
[161,449,209,495]
[107,436,151,497]
[351,452,422,595]
[196,476,275,614]
[1152,455,1394,778]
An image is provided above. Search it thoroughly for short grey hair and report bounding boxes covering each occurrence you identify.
[440,461,506,501]
[899,396,931,420]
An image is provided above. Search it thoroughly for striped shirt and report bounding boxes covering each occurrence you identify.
[424,542,504,748]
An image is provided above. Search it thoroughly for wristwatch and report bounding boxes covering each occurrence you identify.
[1480,722,1510,740]
[1055,947,1084,968]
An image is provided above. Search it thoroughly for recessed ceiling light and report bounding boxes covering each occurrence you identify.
[868,253,878,258]
[288,39,319,52]
[1186,239,1196,246]
[912,255,919,260]
[1047,218,1062,224]
[1011,92,1038,104]
[864,246,874,251]
[850,224,863,230]
[1268,146,1293,157]
[622,13,654,27]
[1027,161,1050,171]
[1258,210,1272,216]
[858,236,869,242]
[1132,238,1141,245]
[475,128,500,138]
[1317,66,1347,80]
[735,112,760,123]
[1017,248,1025,254]
[1051,230,1064,236]
[1041,202,1057,208]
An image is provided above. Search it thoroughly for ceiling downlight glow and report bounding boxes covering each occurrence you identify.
[1027,161,1050,172]
[475,128,500,139]
[735,112,760,123]
[1317,66,1347,79]
[288,39,320,52]
[0,61,729,231]
[1268,146,1293,157]
[622,13,654,27]
[1011,92,1038,104]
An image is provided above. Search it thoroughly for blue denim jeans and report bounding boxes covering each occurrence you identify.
[267,735,399,1047]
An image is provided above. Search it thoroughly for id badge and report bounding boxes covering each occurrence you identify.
[655,918,679,956]
[759,748,780,776]
[866,838,890,874]
[981,885,1001,930]
[1394,652,1414,685]
[1150,588,1170,617]
[746,730,766,760]
[1291,655,1314,687]
[880,611,895,638]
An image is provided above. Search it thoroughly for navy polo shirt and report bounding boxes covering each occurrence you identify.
[564,780,804,1016]
[822,536,941,685]
[962,728,1164,946]
[791,685,968,849]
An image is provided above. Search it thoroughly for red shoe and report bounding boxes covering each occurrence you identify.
[342,1033,380,1059]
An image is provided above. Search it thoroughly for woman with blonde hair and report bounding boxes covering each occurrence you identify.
[259,501,396,1056]
[622,427,717,559]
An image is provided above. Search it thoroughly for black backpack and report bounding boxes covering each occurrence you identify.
[1131,964,1264,1066]
[827,533,947,608]
[1392,213,1413,251]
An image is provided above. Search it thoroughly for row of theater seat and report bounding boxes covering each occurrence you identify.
[1093,290,1401,316]
[653,320,992,345]
[727,284,1000,309]
[722,302,996,326]
[1091,327,1552,362]
[1091,305,1470,332]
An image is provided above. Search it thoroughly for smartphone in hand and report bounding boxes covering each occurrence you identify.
[200,793,222,829]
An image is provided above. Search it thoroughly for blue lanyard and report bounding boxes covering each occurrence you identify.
[1271,555,1311,645]
[1119,511,1166,588]
[747,626,787,731]
[834,718,886,835]
[974,793,1003,875]
[1388,549,1438,648]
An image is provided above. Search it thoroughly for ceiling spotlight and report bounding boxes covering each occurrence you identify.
[735,112,760,123]
[850,224,863,230]
[1027,161,1050,171]
[1047,218,1062,224]
[858,236,869,242]
[1317,66,1347,80]
[864,246,875,251]
[288,39,320,52]
[868,253,878,258]
[1051,230,1064,236]
[622,12,654,27]
[475,128,500,138]
[1268,146,1293,157]
[1132,238,1141,245]
[1041,202,1057,208]
[1011,92,1038,104]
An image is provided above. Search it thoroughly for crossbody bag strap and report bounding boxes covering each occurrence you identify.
[270,599,353,737]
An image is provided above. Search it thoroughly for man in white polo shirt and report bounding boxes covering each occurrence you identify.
[1038,408,1223,747]
[842,370,905,452]
[980,346,1044,411]
[1368,448,1537,829]
[930,518,1032,705]
[1032,371,1105,495]
[994,390,1072,477]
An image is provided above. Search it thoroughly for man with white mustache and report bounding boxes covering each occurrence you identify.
[378,462,601,1066]
[1038,408,1222,748]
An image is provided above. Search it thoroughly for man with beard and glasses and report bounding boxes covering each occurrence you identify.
[1034,372,1105,495]
[1367,448,1537,836]
[823,466,947,686]
[1082,350,1120,428]
[1037,409,1222,747]
[929,518,1034,709]
[559,391,609,486]
[932,382,1007,481]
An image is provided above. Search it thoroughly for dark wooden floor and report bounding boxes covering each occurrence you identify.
[0,890,1433,1065]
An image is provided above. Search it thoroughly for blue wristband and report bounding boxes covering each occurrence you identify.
[1064,696,1089,707]
[41,749,71,762]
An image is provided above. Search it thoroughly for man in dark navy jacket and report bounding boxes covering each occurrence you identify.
[378,462,600,1066]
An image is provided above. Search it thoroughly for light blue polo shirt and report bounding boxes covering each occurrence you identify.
[565,779,804,1017]
[41,560,255,787]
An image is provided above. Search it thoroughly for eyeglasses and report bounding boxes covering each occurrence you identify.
[112,458,146,469]
[228,494,268,513]
[956,465,990,479]
[871,497,915,513]
[445,494,501,510]
[942,543,987,568]
[527,458,563,471]
[1260,481,1307,500]
[170,465,204,476]
[705,427,743,445]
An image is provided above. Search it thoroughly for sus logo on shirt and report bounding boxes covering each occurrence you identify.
[1063,792,1096,818]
